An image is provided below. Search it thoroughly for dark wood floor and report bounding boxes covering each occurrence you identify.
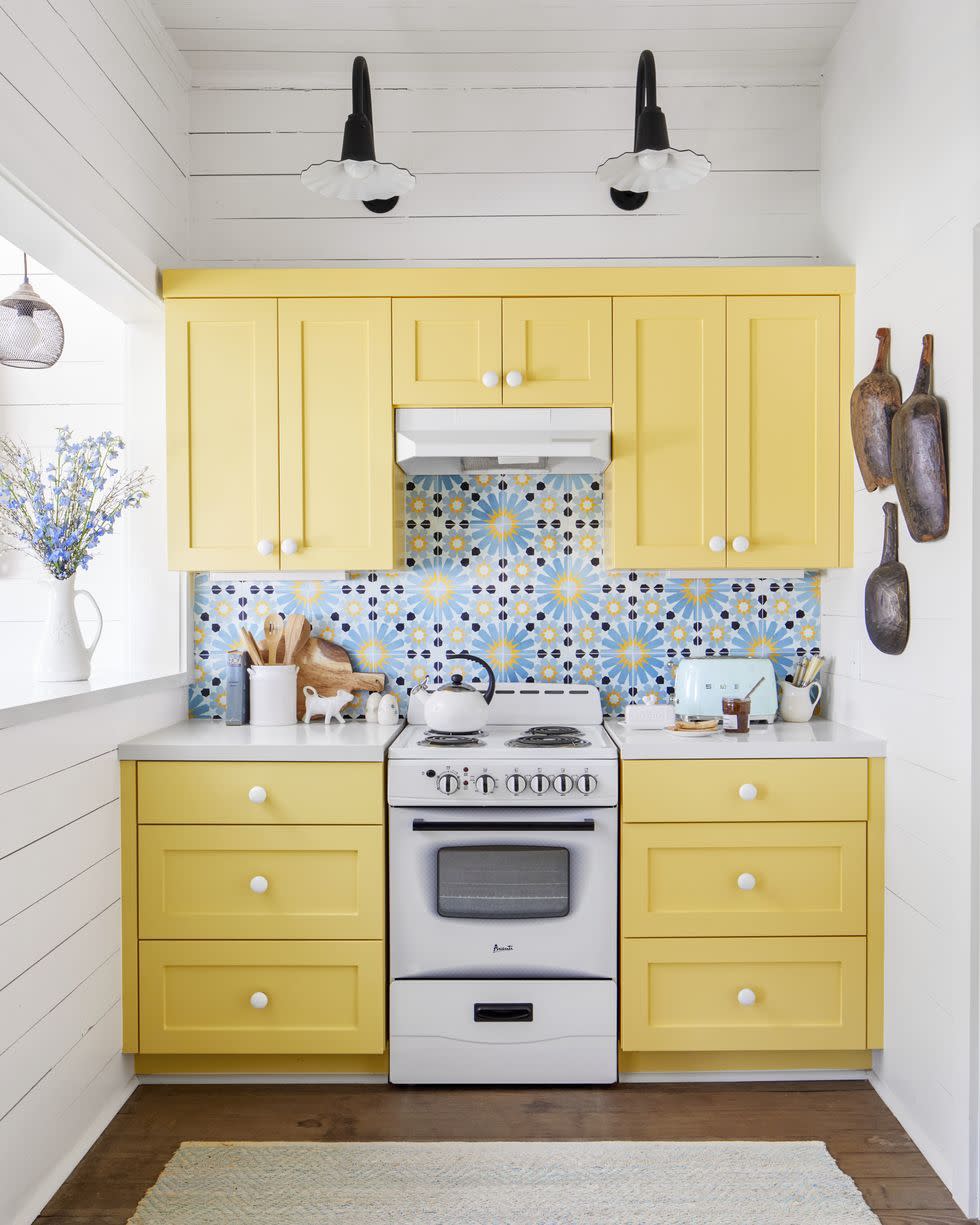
[35,1082,969,1224]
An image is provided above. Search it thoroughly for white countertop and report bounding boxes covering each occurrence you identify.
[118,718,404,762]
[604,717,885,759]
[0,668,191,730]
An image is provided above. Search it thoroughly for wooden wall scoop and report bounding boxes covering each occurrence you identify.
[892,334,949,541]
[850,327,901,491]
[864,502,909,655]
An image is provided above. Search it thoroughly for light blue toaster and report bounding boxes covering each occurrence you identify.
[673,657,778,724]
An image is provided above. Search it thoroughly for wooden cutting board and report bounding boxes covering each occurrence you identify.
[292,637,386,718]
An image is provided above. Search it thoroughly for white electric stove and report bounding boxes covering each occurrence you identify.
[387,684,618,1086]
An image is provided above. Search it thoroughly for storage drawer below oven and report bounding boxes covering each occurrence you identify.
[389,978,617,1085]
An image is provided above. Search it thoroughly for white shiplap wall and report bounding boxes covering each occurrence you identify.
[0,683,186,1225]
[0,237,129,670]
[0,0,189,294]
[820,0,979,1214]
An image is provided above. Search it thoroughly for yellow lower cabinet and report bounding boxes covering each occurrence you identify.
[138,825,384,940]
[137,761,383,825]
[621,936,866,1052]
[139,940,385,1054]
[622,822,866,938]
[621,759,868,824]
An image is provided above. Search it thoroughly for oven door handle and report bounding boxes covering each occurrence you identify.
[411,819,596,832]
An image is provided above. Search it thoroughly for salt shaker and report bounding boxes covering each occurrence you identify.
[364,693,382,723]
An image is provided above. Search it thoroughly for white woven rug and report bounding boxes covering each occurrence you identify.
[128,1140,880,1224]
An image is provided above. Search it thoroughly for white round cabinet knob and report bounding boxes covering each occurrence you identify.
[708,535,725,553]
[738,783,758,802]
[737,872,757,892]
[737,988,757,1007]
[482,370,499,388]
[732,535,750,553]
[249,991,269,1010]
[505,370,523,387]
[250,875,269,894]
[256,539,274,557]
[281,538,298,556]
[248,785,267,805]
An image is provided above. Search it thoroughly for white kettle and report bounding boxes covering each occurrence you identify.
[412,652,496,734]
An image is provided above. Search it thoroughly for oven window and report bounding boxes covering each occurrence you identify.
[437,845,570,919]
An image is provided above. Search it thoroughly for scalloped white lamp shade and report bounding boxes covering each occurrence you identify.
[301,158,415,203]
[597,147,711,194]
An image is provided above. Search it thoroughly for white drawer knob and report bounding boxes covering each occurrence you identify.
[506,369,523,387]
[708,535,725,553]
[737,987,756,1007]
[250,991,269,1010]
[248,785,267,805]
[281,537,298,555]
[732,535,750,553]
[256,538,274,556]
[737,872,757,891]
[250,875,269,894]
[738,783,758,801]
[482,370,499,388]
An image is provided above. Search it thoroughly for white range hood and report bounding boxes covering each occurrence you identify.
[395,408,611,475]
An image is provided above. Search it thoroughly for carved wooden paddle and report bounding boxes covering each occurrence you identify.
[864,502,909,655]
[892,334,949,541]
[850,327,901,491]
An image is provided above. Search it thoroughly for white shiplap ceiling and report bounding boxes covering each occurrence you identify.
[151,1,857,84]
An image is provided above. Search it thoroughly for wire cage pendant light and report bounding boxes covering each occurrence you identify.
[597,50,711,211]
[0,254,65,369]
[301,55,415,213]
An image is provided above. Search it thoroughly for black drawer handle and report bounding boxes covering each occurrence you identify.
[473,1003,534,1023]
[413,819,595,832]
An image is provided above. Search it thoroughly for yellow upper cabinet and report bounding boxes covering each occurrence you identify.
[392,298,502,406]
[501,298,612,406]
[167,297,397,571]
[727,296,841,568]
[166,299,280,571]
[607,298,726,570]
[392,296,612,407]
[278,299,394,570]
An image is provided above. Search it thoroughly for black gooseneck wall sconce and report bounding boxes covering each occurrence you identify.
[597,50,711,210]
[301,55,415,214]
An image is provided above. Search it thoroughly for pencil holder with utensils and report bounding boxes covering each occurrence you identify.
[779,656,825,723]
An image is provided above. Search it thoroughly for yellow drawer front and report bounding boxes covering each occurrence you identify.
[621,936,866,1052]
[139,940,385,1054]
[138,825,384,940]
[137,762,383,825]
[622,759,867,823]
[622,822,866,938]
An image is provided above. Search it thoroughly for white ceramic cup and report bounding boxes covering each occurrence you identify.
[249,665,298,726]
[779,679,822,723]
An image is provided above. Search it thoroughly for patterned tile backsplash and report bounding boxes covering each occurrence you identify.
[191,474,821,719]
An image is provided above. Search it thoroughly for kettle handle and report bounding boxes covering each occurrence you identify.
[446,651,496,706]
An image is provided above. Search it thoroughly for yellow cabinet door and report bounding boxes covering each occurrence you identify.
[137,761,384,826]
[621,822,867,939]
[606,298,726,569]
[727,296,841,567]
[138,824,385,940]
[139,940,385,1054]
[621,759,868,824]
[392,298,502,406]
[166,299,280,570]
[501,298,611,406]
[621,936,866,1052]
[279,299,395,570]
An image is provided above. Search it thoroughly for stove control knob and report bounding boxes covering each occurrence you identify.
[553,773,574,795]
[436,772,460,795]
[576,773,598,795]
[506,773,527,795]
[473,773,496,795]
[529,772,551,795]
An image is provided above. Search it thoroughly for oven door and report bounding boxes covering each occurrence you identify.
[388,806,617,980]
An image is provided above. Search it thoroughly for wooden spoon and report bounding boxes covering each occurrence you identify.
[282,614,311,665]
[263,614,283,665]
[239,628,264,667]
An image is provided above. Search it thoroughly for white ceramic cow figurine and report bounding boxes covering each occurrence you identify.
[303,687,354,725]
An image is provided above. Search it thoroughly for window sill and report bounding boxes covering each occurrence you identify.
[0,668,191,730]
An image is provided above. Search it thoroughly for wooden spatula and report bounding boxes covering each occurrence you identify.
[263,614,283,665]
[282,614,311,665]
[239,628,264,667]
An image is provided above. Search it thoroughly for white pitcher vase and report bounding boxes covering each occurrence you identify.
[36,575,103,682]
